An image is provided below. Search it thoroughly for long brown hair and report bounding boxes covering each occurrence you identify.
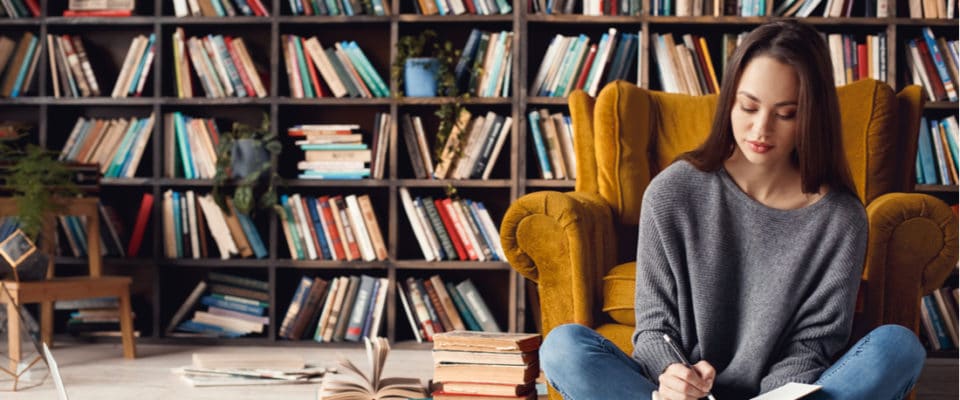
[680,20,856,195]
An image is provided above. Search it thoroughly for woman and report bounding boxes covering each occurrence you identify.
[539,20,926,400]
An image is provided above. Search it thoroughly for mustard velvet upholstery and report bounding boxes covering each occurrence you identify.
[501,80,958,398]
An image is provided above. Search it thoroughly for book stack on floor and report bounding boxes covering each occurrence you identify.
[166,272,269,338]
[288,116,389,180]
[431,331,541,400]
[173,352,325,387]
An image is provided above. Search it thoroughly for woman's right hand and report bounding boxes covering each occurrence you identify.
[657,361,715,400]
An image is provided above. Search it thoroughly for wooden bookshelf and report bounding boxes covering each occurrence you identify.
[0,0,956,346]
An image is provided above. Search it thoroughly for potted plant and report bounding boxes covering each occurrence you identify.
[212,113,282,216]
[393,30,470,161]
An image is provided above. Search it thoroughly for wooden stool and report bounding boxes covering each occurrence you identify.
[0,197,137,367]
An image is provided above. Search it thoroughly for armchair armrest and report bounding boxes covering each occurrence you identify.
[500,191,617,332]
[858,192,959,338]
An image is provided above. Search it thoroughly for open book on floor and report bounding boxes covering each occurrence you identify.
[318,337,426,400]
[652,383,822,400]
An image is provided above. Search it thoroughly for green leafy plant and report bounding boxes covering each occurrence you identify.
[393,30,471,160]
[0,133,77,240]
[212,113,282,216]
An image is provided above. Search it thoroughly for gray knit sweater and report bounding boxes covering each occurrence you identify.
[631,160,867,399]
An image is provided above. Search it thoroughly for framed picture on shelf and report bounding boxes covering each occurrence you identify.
[0,229,36,269]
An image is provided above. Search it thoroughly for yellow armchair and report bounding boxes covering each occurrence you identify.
[501,80,958,390]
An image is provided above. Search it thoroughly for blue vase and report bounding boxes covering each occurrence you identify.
[404,57,439,97]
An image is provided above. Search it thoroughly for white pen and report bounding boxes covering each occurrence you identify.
[663,334,718,400]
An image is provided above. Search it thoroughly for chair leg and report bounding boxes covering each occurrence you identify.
[118,291,136,359]
[6,301,20,373]
[40,301,53,347]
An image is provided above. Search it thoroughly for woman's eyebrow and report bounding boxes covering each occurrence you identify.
[737,91,798,107]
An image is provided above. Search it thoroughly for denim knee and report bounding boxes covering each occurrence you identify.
[870,324,926,378]
[541,324,594,377]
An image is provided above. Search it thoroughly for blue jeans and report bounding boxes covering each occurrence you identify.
[540,324,925,400]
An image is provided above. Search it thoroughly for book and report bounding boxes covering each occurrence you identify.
[747,382,821,400]
[437,382,535,397]
[192,352,305,370]
[432,331,541,353]
[432,391,536,400]
[432,350,537,366]
[433,363,539,385]
[318,337,426,399]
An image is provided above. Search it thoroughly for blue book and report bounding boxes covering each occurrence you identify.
[174,113,196,179]
[344,275,376,342]
[106,118,144,177]
[930,119,954,185]
[360,278,382,338]
[940,119,959,173]
[340,0,354,15]
[211,34,247,98]
[466,200,498,261]
[916,151,926,184]
[298,170,371,180]
[211,0,227,15]
[10,34,38,98]
[172,191,184,258]
[306,197,332,260]
[917,117,938,184]
[178,320,246,337]
[200,295,267,316]
[527,111,553,179]
[324,0,341,15]
[279,276,313,339]
[65,119,93,161]
[236,212,268,259]
[293,35,314,98]
[923,295,953,350]
[446,282,481,331]
[922,28,958,102]
[280,195,305,260]
[128,34,156,95]
[346,41,389,98]
[233,0,254,15]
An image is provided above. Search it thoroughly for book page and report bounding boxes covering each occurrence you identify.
[750,383,821,400]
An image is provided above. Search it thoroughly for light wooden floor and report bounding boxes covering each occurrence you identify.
[1,341,955,399]
[2,341,435,400]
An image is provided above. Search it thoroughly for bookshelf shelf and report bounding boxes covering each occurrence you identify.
[393,260,512,270]
[396,179,512,188]
[8,0,952,346]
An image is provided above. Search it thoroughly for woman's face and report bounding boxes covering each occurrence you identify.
[729,55,800,169]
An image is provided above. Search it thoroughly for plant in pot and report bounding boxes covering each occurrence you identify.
[0,132,77,281]
[212,113,282,216]
[393,30,471,163]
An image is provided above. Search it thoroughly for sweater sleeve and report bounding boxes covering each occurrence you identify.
[759,216,868,392]
[631,186,686,382]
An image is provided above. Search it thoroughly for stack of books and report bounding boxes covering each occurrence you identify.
[171,27,267,98]
[280,34,389,98]
[412,0,510,15]
[288,0,390,16]
[431,331,541,400]
[167,272,269,338]
[172,0,270,17]
[527,109,574,181]
[276,193,387,261]
[58,297,135,337]
[289,119,390,180]
[64,0,134,17]
[398,276,500,343]
[172,352,322,387]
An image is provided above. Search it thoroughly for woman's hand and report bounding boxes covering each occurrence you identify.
[657,361,716,400]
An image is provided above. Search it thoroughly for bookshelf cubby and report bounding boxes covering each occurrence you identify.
[2,0,955,347]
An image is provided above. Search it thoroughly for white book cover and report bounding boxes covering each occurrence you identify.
[399,188,437,261]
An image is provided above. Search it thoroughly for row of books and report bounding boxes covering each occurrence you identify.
[919,286,959,351]
[54,201,132,258]
[528,109,575,180]
[652,32,719,96]
[645,0,892,17]
[46,34,103,98]
[826,33,888,87]
[416,110,513,180]
[59,114,156,178]
[164,112,221,180]
[0,0,38,18]
[412,0,511,14]
[279,274,389,342]
[906,0,957,19]
[276,193,388,261]
[431,332,542,400]
[289,0,390,15]
[399,188,505,262]
[168,273,270,338]
[171,28,267,99]
[162,190,269,259]
[531,0,642,15]
[916,115,959,186]
[399,276,501,343]
[172,0,271,16]
[290,117,390,180]
[108,34,157,98]
[281,34,388,98]
[455,29,514,98]
[904,28,958,103]
[56,297,133,337]
[531,29,638,98]
[66,0,134,17]
[0,32,39,98]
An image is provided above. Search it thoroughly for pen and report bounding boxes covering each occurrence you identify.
[663,334,717,400]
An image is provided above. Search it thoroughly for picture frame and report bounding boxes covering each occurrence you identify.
[0,229,36,269]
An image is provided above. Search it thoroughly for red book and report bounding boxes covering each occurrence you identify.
[224,36,257,98]
[24,0,40,17]
[914,39,948,101]
[318,196,345,260]
[62,9,133,17]
[856,43,868,82]
[463,0,477,14]
[333,196,361,261]
[300,37,325,98]
[434,198,467,261]
[127,193,154,257]
[574,44,598,91]
[443,198,477,260]
[248,0,270,16]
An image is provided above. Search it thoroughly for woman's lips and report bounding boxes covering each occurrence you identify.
[747,140,773,154]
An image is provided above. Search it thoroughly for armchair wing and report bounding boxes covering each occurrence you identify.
[500,190,617,332]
